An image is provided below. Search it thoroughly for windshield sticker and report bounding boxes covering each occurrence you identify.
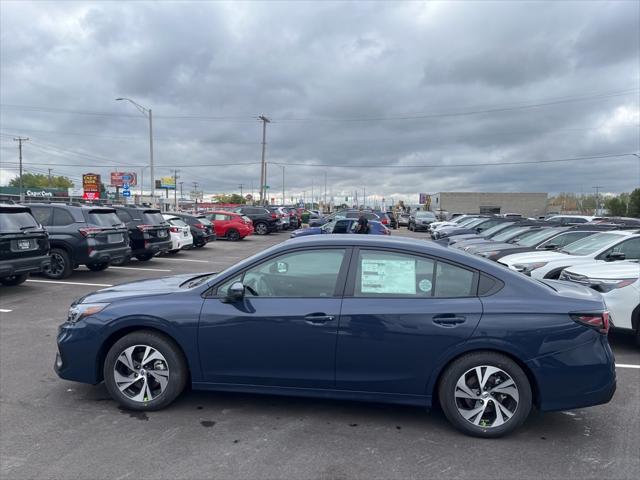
[361,259,416,294]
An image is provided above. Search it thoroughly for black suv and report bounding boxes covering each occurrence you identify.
[0,204,50,286]
[112,206,172,262]
[232,206,279,235]
[165,213,216,247]
[28,203,130,279]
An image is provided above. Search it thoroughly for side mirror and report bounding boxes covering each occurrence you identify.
[227,282,245,301]
[606,252,626,262]
[542,243,558,250]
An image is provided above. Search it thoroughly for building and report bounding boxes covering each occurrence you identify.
[431,192,548,218]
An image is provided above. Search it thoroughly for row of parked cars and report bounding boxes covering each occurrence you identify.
[426,214,640,343]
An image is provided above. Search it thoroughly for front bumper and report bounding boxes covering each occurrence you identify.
[0,254,51,277]
[55,320,104,384]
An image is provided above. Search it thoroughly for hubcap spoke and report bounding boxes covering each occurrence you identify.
[113,344,169,403]
[115,371,142,392]
[141,346,163,367]
[148,370,169,390]
[455,377,478,400]
[117,347,136,372]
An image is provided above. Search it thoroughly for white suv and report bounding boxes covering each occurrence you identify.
[559,261,639,341]
[499,230,640,279]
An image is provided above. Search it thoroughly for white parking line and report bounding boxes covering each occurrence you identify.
[156,258,210,263]
[27,279,113,287]
[109,266,172,272]
[0,309,12,313]
[616,364,640,369]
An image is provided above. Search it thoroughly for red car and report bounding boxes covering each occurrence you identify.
[207,211,254,241]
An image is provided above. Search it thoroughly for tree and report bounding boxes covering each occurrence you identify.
[214,194,246,204]
[628,188,640,218]
[9,173,73,189]
[604,196,627,216]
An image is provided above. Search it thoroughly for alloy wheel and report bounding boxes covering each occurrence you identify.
[454,366,519,428]
[255,223,268,235]
[46,252,66,277]
[113,345,170,403]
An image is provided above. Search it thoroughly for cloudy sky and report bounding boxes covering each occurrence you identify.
[1,0,638,204]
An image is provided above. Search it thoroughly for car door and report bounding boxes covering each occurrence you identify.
[198,247,352,388]
[336,248,483,395]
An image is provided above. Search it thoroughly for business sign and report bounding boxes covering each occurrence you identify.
[110,171,137,187]
[68,187,84,197]
[83,173,101,200]
[419,193,432,209]
[245,194,253,201]
[26,190,53,198]
[156,177,176,189]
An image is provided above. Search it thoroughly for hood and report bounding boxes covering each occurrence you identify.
[290,227,323,237]
[564,261,640,280]
[77,273,215,303]
[499,250,570,266]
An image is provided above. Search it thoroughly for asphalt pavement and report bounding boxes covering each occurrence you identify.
[1,228,639,480]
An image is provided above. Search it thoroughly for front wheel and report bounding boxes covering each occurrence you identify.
[438,352,532,438]
[1,274,28,286]
[103,331,188,411]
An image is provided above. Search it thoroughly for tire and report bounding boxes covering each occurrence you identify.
[43,248,73,279]
[438,351,532,438]
[168,249,179,254]
[1,274,28,286]
[254,222,269,235]
[86,262,109,272]
[135,253,154,261]
[226,229,241,241]
[103,330,187,411]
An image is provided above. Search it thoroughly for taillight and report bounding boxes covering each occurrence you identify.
[271,213,277,219]
[571,312,610,334]
[382,218,388,224]
[170,226,180,233]
[79,227,103,237]
[137,224,154,232]
[194,223,205,230]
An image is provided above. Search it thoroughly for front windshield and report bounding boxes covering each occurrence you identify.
[456,217,480,227]
[480,222,513,237]
[562,232,623,255]
[461,218,486,228]
[515,228,560,246]
[492,226,529,242]
[416,211,435,218]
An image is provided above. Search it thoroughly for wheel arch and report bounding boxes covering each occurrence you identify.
[632,303,640,333]
[543,266,569,279]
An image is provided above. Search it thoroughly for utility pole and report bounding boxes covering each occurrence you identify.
[179,181,184,208]
[13,137,29,202]
[173,169,179,211]
[48,168,52,187]
[258,115,270,205]
[192,182,199,214]
[592,186,602,216]
[239,183,244,200]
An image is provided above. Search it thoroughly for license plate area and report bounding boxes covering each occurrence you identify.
[157,229,168,238]
[12,239,36,251]
[107,233,124,244]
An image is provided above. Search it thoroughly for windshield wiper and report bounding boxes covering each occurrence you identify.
[20,225,40,231]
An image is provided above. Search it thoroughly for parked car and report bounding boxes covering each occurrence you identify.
[162,214,193,253]
[112,206,171,262]
[432,216,494,239]
[428,215,478,232]
[560,261,640,344]
[207,211,254,241]
[268,207,288,230]
[309,210,380,228]
[385,211,398,229]
[451,225,550,252]
[289,219,390,238]
[398,213,410,227]
[28,203,130,277]
[233,206,279,235]
[546,215,599,225]
[408,211,437,232]
[0,204,50,286]
[165,212,216,247]
[499,231,640,278]
[55,235,616,438]
[436,217,513,240]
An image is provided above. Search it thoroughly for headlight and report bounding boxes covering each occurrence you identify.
[513,262,548,274]
[67,303,110,323]
[479,251,499,258]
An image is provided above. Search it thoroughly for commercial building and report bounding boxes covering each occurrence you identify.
[431,192,548,218]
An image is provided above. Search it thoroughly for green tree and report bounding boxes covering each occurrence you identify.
[214,194,246,204]
[9,173,73,189]
[628,188,640,218]
[604,196,627,216]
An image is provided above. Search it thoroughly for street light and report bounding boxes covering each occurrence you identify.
[115,97,154,204]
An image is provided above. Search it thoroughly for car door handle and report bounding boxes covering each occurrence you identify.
[433,314,466,326]
[304,314,335,324]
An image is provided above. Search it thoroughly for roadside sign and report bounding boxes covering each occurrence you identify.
[110,172,137,187]
[122,190,131,197]
[245,194,253,201]
[123,183,130,190]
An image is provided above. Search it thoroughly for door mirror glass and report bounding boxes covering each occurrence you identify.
[543,243,558,250]
[228,282,245,300]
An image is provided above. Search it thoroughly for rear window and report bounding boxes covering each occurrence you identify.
[196,216,212,225]
[142,211,167,225]
[87,211,123,227]
[0,211,39,231]
[168,218,188,227]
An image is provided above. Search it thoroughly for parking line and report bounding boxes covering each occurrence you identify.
[0,309,12,313]
[157,258,210,263]
[616,364,640,369]
[27,279,113,287]
[109,266,172,272]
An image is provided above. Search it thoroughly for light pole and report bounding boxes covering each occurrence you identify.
[116,97,154,205]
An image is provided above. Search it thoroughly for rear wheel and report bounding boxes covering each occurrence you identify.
[226,229,241,241]
[254,223,269,235]
[1,274,28,286]
[86,262,109,272]
[43,248,72,279]
[103,330,187,411]
[135,253,154,261]
[438,352,532,438]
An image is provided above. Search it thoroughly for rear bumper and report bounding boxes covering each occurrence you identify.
[131,240,171,256]
[0,254,51,277]
[86,245,132,265]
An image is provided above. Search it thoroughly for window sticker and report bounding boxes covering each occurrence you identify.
[361,259,416,294]
[418,278,432,293]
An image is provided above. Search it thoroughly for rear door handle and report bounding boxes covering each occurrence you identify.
[433,314,466,326]
[304,314,335,325]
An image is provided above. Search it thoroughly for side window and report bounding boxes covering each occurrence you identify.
[606,238,640,260]
[542,232,588,248]
[333,220,349,234]
[30,206,52,226]
[115,210,132,222]
[354,250,475,298]
[214,214,226,221]
[241,249,346,297]
[52,208,75,226]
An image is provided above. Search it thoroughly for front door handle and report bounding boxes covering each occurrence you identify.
[433,314,466,326]
[304,313,335,325]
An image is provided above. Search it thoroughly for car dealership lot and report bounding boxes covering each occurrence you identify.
[1,229,639,480]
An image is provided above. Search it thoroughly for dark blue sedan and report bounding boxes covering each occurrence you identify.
[55,235,615,437]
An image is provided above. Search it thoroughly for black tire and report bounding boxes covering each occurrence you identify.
[226,229,241,241]
[103,330,188,411]
[254,222,269,235]
[86,262,109,272]
[1,274,28,286]
[43,248,73,279]
[438,351,532,438]
[135,253,154,261]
